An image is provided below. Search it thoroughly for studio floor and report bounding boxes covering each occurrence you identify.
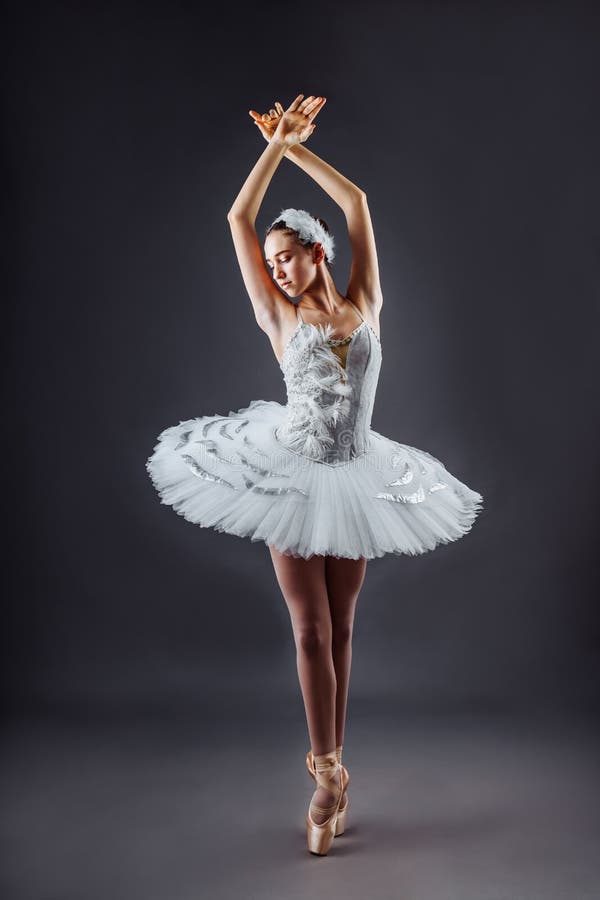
[1,702,599,900]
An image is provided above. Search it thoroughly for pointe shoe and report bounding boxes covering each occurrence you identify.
[306,750,344,856]
[306,745,349,836]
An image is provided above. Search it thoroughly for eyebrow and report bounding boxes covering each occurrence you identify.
[265,250,289,263]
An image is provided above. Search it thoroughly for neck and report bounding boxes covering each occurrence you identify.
[299,272,345,316]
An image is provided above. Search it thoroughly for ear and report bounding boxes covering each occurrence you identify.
[312,242,326,264]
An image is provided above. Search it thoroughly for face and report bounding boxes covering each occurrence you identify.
[264,233,320,296]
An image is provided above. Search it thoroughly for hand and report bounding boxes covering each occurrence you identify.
[248,101,284,143]
[249,94,326,147]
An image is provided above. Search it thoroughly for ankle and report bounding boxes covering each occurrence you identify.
[312,748,338,769]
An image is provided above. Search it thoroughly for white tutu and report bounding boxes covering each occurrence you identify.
[146,299,483,560]
[146,397,483,560]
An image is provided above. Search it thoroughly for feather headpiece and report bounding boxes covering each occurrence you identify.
[268,208,335,264]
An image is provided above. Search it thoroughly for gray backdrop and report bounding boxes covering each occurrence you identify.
[4,0,599,721]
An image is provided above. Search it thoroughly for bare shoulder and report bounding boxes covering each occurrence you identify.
[347,289,382,340]
[227,216,296,325]
[256,301,300,366]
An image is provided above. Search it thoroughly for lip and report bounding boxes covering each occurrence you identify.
[282,281,292,289]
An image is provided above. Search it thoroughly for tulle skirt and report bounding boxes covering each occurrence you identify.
[145,399,484,560]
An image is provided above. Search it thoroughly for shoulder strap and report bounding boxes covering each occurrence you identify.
[345,296,365,322]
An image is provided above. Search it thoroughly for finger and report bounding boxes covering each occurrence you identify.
[311,97,327,119]
[304,96,325,118]
[298,95,316,112]
[248,109,262,120]
[287,93,304,111]
[269,108,277,117]
[275,102,284,115]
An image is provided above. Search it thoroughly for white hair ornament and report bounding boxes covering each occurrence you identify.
[268,208,335,264]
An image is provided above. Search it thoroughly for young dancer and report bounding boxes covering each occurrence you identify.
[146,93,483,855]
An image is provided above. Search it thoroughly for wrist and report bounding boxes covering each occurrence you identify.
[284,142,303,157]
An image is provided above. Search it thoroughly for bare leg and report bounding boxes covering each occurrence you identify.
[268,546,341,824]
[325,555,368,748]
[325,554,368,810]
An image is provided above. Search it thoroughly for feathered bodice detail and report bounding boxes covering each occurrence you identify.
[146,298,484,560]
[275,319,382,464]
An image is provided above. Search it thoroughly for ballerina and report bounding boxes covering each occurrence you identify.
[146,93,483,855]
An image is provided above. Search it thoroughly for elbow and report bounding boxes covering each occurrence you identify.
[227,208,252,223]
[347,189,367,209]
[343,190,367,216]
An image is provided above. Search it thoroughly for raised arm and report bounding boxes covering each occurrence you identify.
[250,101,384,316]
[286,145,383,314]
[227,94,324,329]
[286,143,365,212]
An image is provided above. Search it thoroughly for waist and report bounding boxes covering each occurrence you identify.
[274,416,372,465]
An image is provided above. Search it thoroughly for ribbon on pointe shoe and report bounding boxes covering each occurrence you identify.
[309,750,342,818]
[307,748,349,797]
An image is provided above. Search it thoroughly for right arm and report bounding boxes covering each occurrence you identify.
[227,138,290,329]
[227,137,289,225]
[227,94,324,331]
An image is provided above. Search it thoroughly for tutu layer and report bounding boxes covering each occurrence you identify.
[146,399,484,560]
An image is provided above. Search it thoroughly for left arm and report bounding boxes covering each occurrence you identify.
[286,145,383,315]
[250,99,384,316]
[284,143,365,213]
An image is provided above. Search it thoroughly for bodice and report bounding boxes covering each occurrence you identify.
[274,303,382,465]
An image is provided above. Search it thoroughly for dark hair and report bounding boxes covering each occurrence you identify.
[265,216,334,269]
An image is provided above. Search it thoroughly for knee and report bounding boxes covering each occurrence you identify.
[295,623,331,658]
[332,622,353,648]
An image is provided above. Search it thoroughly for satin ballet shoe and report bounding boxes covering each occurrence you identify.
[306,750,344,856]
[306,746,349,836]
[306,747,349,836]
